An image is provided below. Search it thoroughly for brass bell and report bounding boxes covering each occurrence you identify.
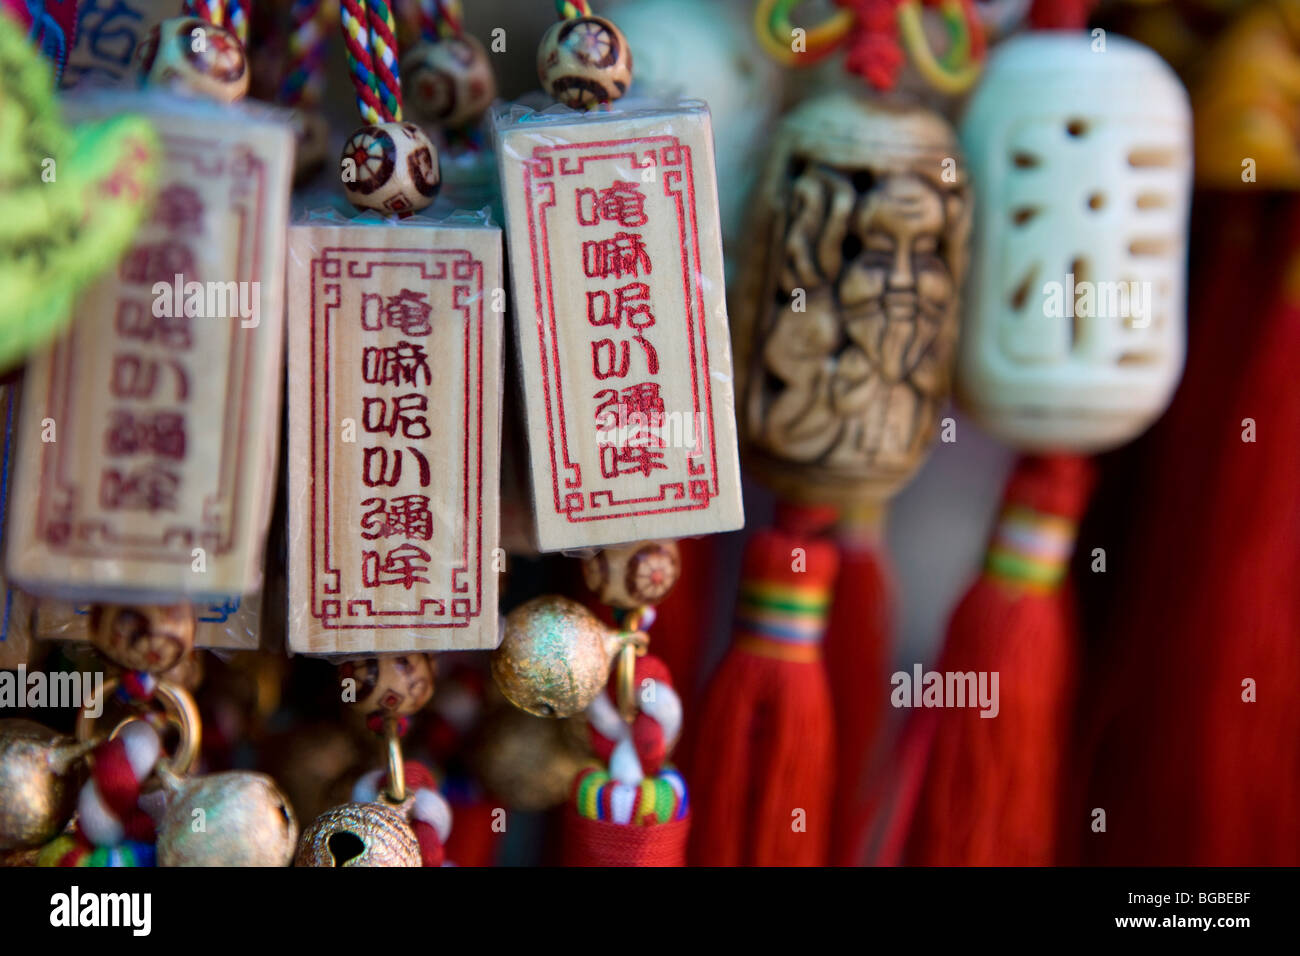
[473,705,589,811]
[0,720,92,851]
[156,771,298,867]
[490,596,626,718]
[294,802,422,867]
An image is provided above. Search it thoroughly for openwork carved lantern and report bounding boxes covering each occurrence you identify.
[957,33,1192,453]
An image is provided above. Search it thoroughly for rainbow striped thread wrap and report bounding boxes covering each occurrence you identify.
[573,764,688,825]
[984,505,1078,594]
[734,579,832,663]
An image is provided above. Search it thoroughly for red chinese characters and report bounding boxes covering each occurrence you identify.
[498,107,743,549]
[358,291,435,591]
[6,106,295,599]
[288,229,504,654]
[99,191,203,514]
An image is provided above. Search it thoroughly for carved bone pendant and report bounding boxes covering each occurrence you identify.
[732,93,972,506]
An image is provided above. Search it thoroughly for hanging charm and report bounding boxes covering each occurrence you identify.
[957,31,1190,453]
[285,220,503,655]
[734,93,972,504]
[495,0,743,551]
[6,21,295,605]
[296,654,452,866]
[903,9,1192,866]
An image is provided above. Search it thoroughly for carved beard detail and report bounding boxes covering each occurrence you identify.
[753,165,959,475]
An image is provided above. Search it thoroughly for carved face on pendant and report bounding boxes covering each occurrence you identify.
[735,95,970,505]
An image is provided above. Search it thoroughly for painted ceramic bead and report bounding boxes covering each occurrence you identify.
[88,603,196,673]
[537,15,632,109]
[958,34,1191,453]
[295,802,421,867]
[402,35,497,129]
[340,122,441,214]
[581,540,680,608]
[339,654,436,721]
[137,17,250,104]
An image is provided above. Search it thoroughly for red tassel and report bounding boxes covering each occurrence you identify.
[1028,0,1099,30]
[646,534,717,712]
[442,799,501,867]
[823,507,893,865]
[906,454,1094,865]
[689,505,838,866]
[564,811,690,866]
[1077,199,1300,865]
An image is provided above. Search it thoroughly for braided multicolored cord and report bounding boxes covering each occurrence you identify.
[280,0,333,107]
[183,0,250,45]
[754,0,986,94]
[339,0,403,122]
[555,0,592,18]
[419,0,461,41]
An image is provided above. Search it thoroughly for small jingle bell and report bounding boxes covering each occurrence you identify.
[295,802,421,867]
[339,653,436,722]
[340,123,441,215]
[0,720,92,851]
[89,603,196,674]
[472,706,588,811]
[537,15,632,110]
[137,17,250,104]
[402,35,497,129]
[582,539,681,609]
[156,771,298,866]
[491,596,626,718]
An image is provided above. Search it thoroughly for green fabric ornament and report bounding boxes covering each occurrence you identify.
[0,16,161,371]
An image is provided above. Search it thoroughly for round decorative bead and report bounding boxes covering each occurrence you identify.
[137,17,250,104]
[581,539,681,609]
[537,15,632,110]
[491,596,622,719]
[156,771,298,866]
[88,603,196,674]
[339,122,441,215]
[339,653,436,721]
[402,35,497,129]
[295,802,421,867]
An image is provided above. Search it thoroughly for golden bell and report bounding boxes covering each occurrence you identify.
[473,706,589,811]
[0,720,92,851]
[490,596,624,718]
[156,771,298,867]
[295,802,422,867]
